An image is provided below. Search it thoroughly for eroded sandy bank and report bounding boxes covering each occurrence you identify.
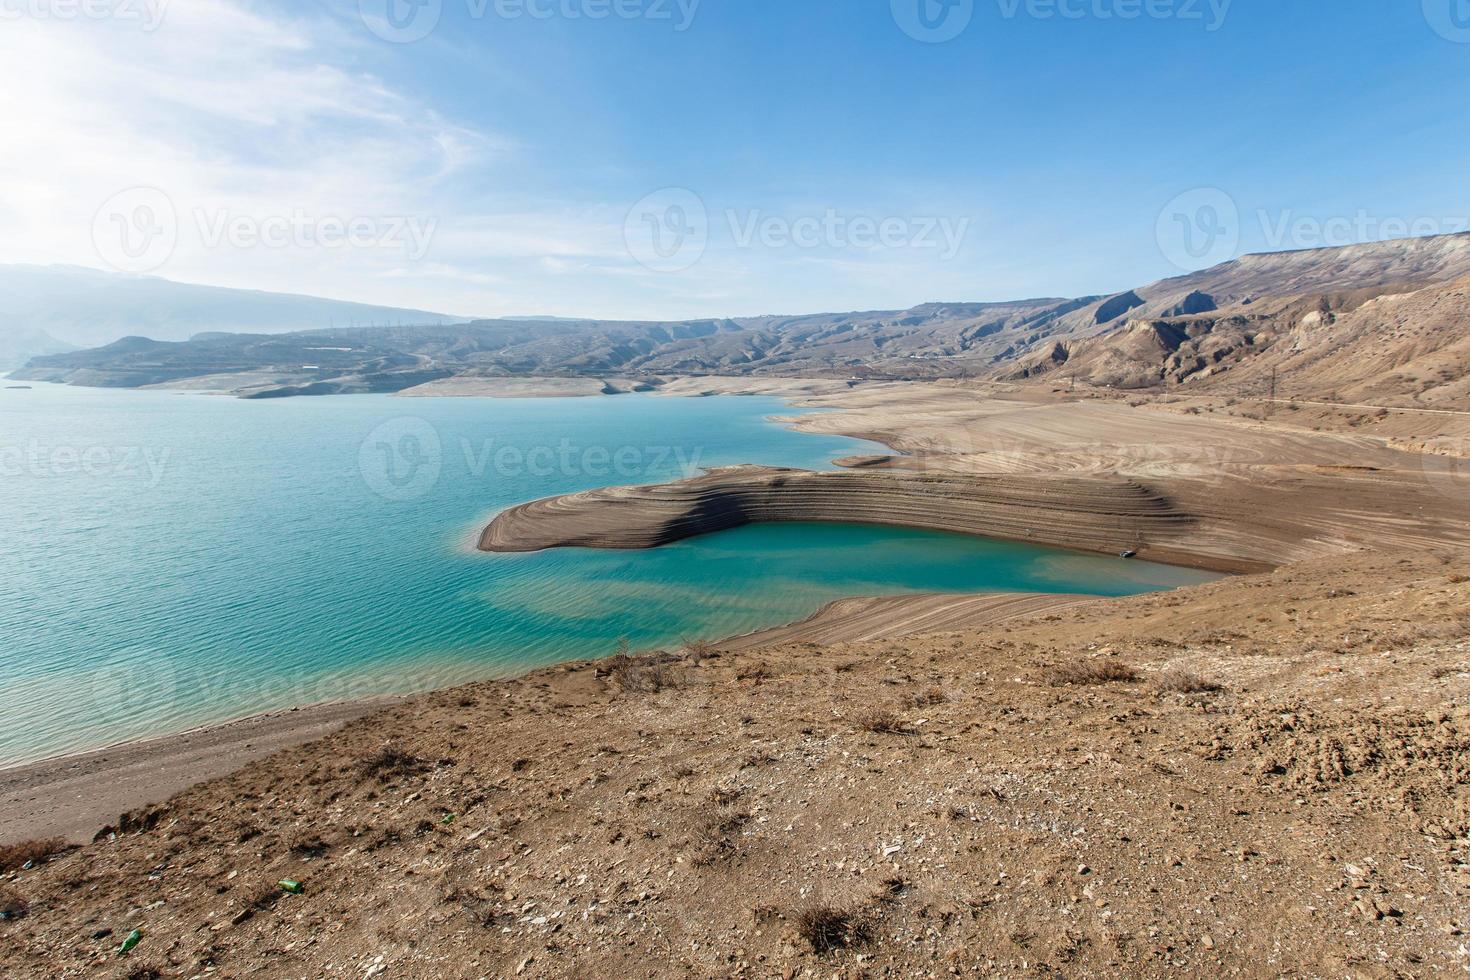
[477,464,1241,569]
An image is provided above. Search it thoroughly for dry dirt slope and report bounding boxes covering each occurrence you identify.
[2,551,1468,978]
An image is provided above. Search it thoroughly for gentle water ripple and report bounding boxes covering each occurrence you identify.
[0,384,1215,765]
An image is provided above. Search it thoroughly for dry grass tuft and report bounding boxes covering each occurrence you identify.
[690,812,751,867]
[1156,670,1224,695]
[794,905,868,953]
[0,838,65,873]
[707,785,743,806]
[1045,660,1140,686]
[358,745,430,783]
[855,710,911,735]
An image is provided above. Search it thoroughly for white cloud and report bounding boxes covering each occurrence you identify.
[0,0,519,313]
[0,1,1007,322]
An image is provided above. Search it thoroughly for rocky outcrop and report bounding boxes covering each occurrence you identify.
[1095,290,1146,324]
[479,465,1212,566]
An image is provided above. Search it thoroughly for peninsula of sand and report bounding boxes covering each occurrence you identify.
[478,377,1470,581]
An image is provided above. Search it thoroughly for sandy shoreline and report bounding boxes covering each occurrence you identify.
[6,377,1469,846]
[0,699,404,845]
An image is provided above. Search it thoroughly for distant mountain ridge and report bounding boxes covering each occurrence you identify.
[0,326,73,371]
[0,265,469,352]
[16,234,1470,404]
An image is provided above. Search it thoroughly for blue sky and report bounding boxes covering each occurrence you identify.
[1,0,1467,319]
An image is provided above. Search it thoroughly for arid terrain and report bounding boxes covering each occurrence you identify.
[4,234,1470,977]
[1,547,1468,978]
[2,372,1469,977]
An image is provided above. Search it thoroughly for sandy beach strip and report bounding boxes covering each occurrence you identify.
[0,699,404,845]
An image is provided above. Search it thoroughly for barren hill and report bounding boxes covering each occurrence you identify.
[15,234,1470,403]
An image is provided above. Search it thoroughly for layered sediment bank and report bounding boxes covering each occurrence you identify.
[476,464,1256,570]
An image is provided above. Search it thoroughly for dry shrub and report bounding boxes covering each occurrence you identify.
[855,710,910,735]
[358,745,430,783]
[794,905,868,953]
[606,654,684,694]
[0,887,28,921]
[1156,670,1224,695]
[681,637,720,660]
[0,837,65,873]
[1045,660,1140,686]
[736,662,772,683]
[691,812,751,867]
[708,785,743,806]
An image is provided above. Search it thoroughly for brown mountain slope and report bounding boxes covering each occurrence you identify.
[1017,274,1470,404]
[18,233,1470,401]
[1009,245,1470,403]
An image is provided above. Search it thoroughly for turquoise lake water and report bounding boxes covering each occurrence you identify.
[0,383,1217,766]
